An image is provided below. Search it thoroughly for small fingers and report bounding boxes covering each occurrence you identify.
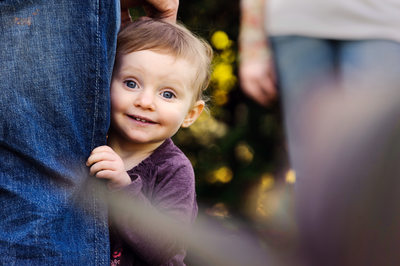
[90,145,115,154]
[93,169,116,179]
[87,152,112,167]
[88,160,117,176]
[86,146,117,166]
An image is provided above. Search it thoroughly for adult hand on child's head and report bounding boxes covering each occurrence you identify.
[86,145,132,190]
[142,0,179,23]
[121,0,179,24]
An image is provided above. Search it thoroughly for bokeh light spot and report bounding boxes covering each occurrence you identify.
[207,166,233,184]
[235,142,254,163]
[211,30,232,50]
[285,169,296,184]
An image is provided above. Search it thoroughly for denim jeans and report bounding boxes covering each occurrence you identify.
[0,1,119,264]
[269,36,400,180]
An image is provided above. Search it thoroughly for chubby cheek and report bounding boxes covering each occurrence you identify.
[110,87,128,113]
[159,108,188,128]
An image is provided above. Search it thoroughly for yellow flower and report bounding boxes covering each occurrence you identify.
[211,62,237,92]
[212,63,233,84]
[220,49,236,63]
[211,30,232,50]
[207,166,233,184]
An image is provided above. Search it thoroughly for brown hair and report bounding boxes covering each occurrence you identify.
[116,17,213,103]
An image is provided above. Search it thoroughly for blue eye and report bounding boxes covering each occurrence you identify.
[125,80,138,89]
[161,91,175,99]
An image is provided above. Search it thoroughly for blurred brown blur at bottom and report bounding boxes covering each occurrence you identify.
[93,87,400,266]
[294,88,400,266]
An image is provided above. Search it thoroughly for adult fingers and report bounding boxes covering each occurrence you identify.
[142,0,179,23]
[258,75,277,104]
[241,76,276,106]
[241,79,268,106]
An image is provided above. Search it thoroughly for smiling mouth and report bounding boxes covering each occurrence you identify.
[128,115,156,124]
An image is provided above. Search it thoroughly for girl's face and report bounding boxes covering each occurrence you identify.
[109,50,204,149]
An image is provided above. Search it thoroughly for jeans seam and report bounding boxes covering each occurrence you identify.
[93,0,100,264]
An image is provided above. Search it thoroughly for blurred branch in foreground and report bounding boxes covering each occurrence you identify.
[94,180,299,266]
[295,87,400,266]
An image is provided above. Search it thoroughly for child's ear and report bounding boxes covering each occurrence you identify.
[182,100,205,128]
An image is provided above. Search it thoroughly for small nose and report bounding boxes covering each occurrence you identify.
[134,89,155,110]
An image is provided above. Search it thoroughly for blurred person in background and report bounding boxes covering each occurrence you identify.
[239,0,400,265]
[239,0,400,180]
[294,89,400,266]
[0,0,177,264]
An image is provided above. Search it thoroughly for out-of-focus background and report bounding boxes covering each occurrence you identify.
[175,1,292,220]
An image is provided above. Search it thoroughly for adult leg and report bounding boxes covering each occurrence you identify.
[339,39,400,92]
[0,1,119,264]
[269,36,338,180]
[272,38,400,265]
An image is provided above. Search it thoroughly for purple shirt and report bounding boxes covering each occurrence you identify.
[110,138,198,266]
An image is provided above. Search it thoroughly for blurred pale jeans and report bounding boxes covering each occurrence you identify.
[0,1,119,264]
[269,36,400,180]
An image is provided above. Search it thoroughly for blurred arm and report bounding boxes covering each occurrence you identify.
[239,0,276,106]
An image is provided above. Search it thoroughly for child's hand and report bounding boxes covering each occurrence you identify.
[86,146,132,190]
